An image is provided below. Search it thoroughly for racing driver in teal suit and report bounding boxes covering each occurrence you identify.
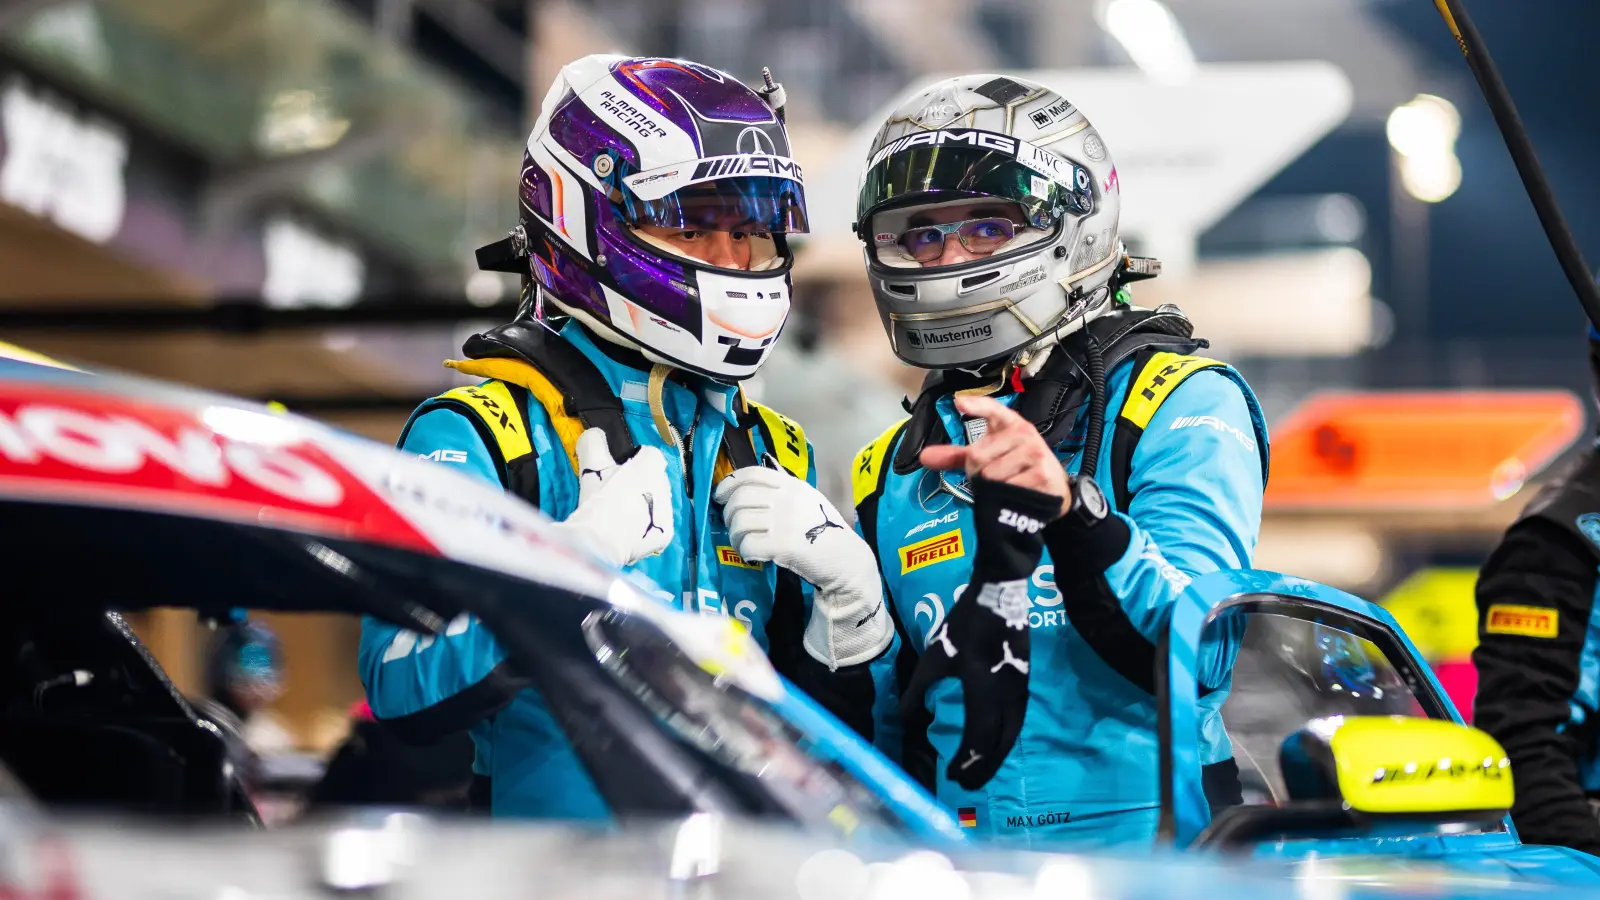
[358,56,892,820]
[820,75,1270,848]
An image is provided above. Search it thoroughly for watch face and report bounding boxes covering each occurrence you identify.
[1078,477,1108,520]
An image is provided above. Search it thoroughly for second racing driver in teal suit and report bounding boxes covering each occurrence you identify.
[358,55,892,820]
[825,74,1271,848]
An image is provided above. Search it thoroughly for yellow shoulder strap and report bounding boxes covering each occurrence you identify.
[852,417,908,508]
[1118,352,1226,429]
[748,400,810,481]
[439,358,572,470]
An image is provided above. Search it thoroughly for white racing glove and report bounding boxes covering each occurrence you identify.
[551,428,674,568]
[713,466,890,669]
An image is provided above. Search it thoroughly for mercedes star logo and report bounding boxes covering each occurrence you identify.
[736,125,777,156]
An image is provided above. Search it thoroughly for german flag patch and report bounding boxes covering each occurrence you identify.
[1485,604,1558,639]
[958,807,977,828]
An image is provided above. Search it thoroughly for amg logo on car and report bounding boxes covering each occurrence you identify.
[900,529,964,574]
[869,128,1020,169]
[906,323,991,348]
[1371,759,1507,785]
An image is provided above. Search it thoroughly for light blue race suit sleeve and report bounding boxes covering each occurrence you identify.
[1065,369,1266,764]
[357,407,522,741]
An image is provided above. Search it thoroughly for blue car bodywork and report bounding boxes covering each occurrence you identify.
[1161,568,1600,885]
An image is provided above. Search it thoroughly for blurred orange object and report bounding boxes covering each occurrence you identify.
[1265,390,1584,509]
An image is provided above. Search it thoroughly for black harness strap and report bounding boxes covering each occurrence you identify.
[1107,347,1163,513]
[465,322,639,464]
[891,307,1207,498]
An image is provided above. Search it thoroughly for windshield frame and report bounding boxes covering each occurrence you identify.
[1157,569,1495,849]
[581,609,910,838]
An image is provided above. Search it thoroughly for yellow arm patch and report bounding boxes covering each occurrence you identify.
[750,401,809,481]
[1485,604,1559,638]
[852,418,908,508]
[1119,352,1225,430]
[445,357,575,472]
[435,379,534,465]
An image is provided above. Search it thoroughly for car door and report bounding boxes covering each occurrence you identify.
[1155,569,1514,851]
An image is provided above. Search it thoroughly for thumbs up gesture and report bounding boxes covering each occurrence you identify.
[555,428,674,567]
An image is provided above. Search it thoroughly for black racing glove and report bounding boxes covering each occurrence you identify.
[901,477,1062,790]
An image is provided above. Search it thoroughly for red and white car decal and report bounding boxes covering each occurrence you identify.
[0,377,623,603]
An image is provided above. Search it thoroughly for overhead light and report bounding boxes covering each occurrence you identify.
[1398,151,1463,204]
[1096,0,1198,85]
[1386,94,1460,157]
[1387,94,1462,203]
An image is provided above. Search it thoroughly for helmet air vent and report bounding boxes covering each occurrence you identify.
[959,271,1002,293]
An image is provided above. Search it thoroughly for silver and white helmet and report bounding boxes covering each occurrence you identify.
[855,75,1123,369]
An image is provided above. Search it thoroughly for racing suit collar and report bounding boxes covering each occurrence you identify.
[560,321,741,428]
[933,387,1016,447]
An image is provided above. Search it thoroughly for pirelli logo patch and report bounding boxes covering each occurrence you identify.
[717,545,760,570]
[900,529,965,574]
[1485,604,1558,639]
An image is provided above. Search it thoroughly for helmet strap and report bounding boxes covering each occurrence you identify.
[646,363,676,445]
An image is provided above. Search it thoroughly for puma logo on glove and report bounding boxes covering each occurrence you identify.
[553,428,674,568]
[805,504,846,544]
[902,477,1063,791]
[642,493,665,538]
[715,466,891,669]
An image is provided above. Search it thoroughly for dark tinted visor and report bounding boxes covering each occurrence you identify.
[620,177,809,235]
[857,142,1092,230]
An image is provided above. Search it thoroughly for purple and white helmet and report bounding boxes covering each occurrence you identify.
[500,55,807,381]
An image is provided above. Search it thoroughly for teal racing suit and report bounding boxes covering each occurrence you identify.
[358,321,829,820]
[852,338,1269,848]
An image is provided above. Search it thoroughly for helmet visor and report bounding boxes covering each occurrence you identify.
[617,177,806,272]
[858,130,1093,242]
[619,175,809,236]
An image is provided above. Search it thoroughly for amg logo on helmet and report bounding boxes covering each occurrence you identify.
[869,129,1019,169]
[906,323,992,348]
[691,155,803,181]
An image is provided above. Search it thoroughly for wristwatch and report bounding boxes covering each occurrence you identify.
[1063,475,1109,528]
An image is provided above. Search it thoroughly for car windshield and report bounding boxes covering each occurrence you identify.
[0,493,920,833]
[584,609,900,836]
[1216,607,1436,805]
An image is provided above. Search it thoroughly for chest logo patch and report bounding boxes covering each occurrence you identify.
[1485,604,1558,639]
[900,529,965,574]
[717,545,760,570]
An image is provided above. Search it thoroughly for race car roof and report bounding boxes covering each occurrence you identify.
[0,351,622,624]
